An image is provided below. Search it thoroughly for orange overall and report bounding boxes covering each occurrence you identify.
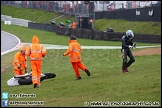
[63,40,87,78]
[26,35,46,86]
[13,46,27,76]
[71,22,77,29]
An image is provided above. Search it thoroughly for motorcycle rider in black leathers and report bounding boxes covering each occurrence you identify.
[121,30,136,73]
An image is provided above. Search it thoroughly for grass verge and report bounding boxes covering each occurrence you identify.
[1,49,161,107]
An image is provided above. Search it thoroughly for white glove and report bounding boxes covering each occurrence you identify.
[129,45,133,49]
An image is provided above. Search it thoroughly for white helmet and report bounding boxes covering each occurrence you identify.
[126,30,134,39]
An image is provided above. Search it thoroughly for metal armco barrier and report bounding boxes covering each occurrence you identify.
[1,15,12,21]
[1,15,32,27]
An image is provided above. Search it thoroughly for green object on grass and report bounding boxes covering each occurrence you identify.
[66,20,71,23]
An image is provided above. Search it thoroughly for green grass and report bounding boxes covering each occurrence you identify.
[1,5,161,35]
[1,5,75,25]
[1,49,161,107]
[95,19,161,35]
[1,27,161,107]
[1,4,161,107]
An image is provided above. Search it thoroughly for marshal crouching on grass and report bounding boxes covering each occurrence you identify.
[13,46,28,76]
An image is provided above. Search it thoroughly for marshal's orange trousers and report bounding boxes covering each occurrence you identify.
[31,60,42,86]
[71,61,87,77]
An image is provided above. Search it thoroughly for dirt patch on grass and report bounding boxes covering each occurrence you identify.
[132,48,161,56]
[1,64,12,73]
[119,47,161,58]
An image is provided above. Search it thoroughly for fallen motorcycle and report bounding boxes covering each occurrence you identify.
[7,72,56,86]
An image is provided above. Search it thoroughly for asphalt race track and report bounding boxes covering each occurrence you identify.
[1,31,20,55]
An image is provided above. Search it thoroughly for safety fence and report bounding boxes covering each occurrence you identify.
[1,1,91,16]
[2,1,160,15]
[28,22,161,43]
[2,1,161,22]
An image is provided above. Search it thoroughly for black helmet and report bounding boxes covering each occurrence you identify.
[70,35,76,40]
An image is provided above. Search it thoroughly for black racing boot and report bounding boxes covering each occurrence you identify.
[34,83,37,88]
[34,83,39,88]
[85,69,90,76]
[76,77,81,80]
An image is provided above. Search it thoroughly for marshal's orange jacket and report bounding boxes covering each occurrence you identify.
[26,35,46,60]
[63,40,81,62]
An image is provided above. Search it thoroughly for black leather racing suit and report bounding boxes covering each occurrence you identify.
[121,35,135,70]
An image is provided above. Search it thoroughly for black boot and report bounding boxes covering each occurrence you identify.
[76,77,81,80]
[85,69,90,76]
[34,83,39,88]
